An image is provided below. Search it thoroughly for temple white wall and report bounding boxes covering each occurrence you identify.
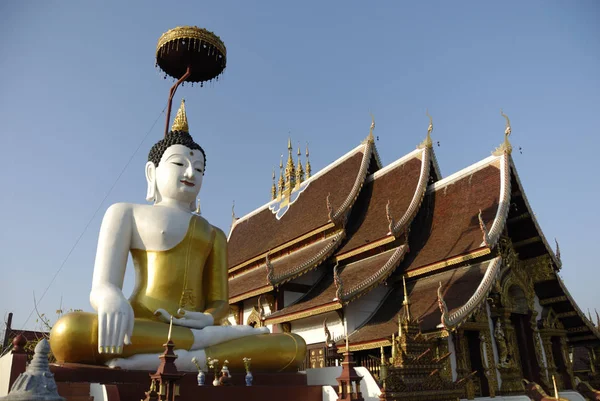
[292,312,343,345]
[0,353,14,396]
[307,366,381,401]
[345,286,388,334]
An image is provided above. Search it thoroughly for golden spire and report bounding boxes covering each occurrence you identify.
[305,142,312,179]
[271,167,277,200]
[493,109,513,155]
[171,98,189,133]
[295,146,304,187]
[278,154,285,199]
[284,137,296,195]
[402,275,411,322]
[419,110,433,149]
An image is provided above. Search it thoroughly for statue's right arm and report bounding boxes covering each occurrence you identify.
[89,203,135,355]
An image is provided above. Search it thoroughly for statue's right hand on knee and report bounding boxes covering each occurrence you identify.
[90,284,134,355]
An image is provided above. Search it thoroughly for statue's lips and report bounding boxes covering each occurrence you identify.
[180,180,195,187]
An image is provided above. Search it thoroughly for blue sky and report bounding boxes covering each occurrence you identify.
[0,1,598,332]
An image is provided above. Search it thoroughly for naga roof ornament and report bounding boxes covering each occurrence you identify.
[418,110,434,149]
[493,109,513,156]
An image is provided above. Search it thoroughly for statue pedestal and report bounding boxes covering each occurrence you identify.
[48,363,321,401]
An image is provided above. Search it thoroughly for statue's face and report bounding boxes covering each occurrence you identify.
[154,144,204,204]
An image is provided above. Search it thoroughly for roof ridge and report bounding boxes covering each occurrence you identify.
[390,148,431,237]
[437,256,502,331]
[508,156,562,269]
[228,142,368,237]
[337,244,409,304]
[331,140,374,224]
[427,154,501,193]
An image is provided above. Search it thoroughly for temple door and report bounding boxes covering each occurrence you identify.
[510,312,541,383]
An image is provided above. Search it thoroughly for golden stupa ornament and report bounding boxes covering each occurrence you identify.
[171,99,189,133]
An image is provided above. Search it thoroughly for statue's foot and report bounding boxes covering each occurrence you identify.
[106,348,206,372]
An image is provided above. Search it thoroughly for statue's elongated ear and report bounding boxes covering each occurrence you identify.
[145,161,157,202]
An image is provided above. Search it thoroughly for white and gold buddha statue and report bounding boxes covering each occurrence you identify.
[49,100,306,372]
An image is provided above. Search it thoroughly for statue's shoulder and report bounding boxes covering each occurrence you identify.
[103,202,135,221]
[192,215,227,243]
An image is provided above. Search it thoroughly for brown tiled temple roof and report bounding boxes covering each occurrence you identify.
[402,156,506,276]
[338,148,430,256]
[342,259,497,350]
[228,230,345,303]
[228,141,374,270]
[266,246,407,324]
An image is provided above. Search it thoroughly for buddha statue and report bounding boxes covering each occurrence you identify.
[49,100,306,372]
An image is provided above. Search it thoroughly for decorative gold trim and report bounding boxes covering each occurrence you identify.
[346,339,392,352]
[157,26,226,58]
[406,248,491,278]
[567,326,590,333]
[229,285,273,304]
[229,222,335,273]
[556,311,578,318]
[539,296,567,306]
[335,236,396,261]
[265,302,341,325]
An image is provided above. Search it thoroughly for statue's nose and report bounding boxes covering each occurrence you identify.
[184,165,194,178]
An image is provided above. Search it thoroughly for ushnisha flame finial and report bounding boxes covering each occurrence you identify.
[419,110,434,149]
[494,109,513,155]
[171,98,189,133]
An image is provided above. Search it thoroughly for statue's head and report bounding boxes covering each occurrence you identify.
[145,100,206,211]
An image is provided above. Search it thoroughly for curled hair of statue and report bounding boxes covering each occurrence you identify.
[148,130,207,171]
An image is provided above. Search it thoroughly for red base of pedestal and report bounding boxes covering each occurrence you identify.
[50,363,322,401]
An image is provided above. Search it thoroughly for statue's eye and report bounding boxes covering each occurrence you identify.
[171,162,184,167]
[195,168,203,173]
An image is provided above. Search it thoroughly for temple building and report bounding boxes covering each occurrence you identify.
[226,115,600,398]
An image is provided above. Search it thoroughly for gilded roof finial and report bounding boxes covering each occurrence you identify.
[278,154,285,199]
[231,200,237,224]
[419,110,434,149]
[402,275,411,322]
[171,98,189,133]
[271,167,277,200]
[296,145,304,187]
[367,113,376,143]
[305,142,312,178]
[284,137,296,194]
[493,109,513,155]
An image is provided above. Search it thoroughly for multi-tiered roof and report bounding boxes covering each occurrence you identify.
[227,115,600,350]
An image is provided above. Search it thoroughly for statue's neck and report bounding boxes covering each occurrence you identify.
[155,198,192,213]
